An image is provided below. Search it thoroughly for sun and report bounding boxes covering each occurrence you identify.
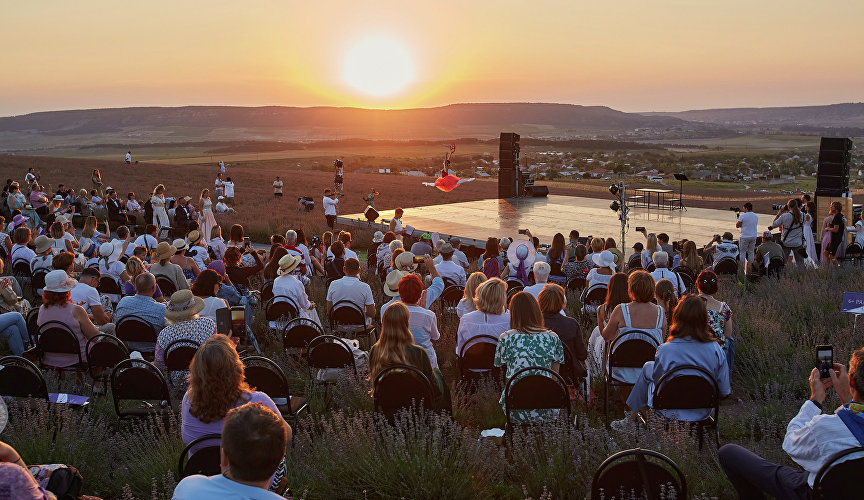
[342,37,415,97]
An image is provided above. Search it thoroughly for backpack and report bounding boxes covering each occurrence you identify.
[482,255,502,279]
[30,464,83,500]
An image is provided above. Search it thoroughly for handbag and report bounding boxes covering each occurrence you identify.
[781,218,807,258]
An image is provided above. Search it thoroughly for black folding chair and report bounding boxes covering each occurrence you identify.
[177,434,222,479]
[626,255,642,272]
[25,307,40,347]
[506,285,525,304]
[0,355,49,401]
[155,275,177,297]
[242,355,309,427]
[31,269,48,292]
[38,320,86,373]
[506,278,525,290]
[266,296,300,331]
[164,339,200,380]
[604,332,659,422]
[97,276,122,296]
[116,315,158,357]
[457,334,499,383]
[85,334,129,392]
[559,341,587,397]
[110,358,173,429]
[812,447,864,500]
[565,277,587,293]
[671,267,695,293]
[590,448,687,500]
[581,284,608,317]
[504,366,570,436]
[440,285,465,316]
[329,300,375,345]
[306,335,357,381]
[649,364,720,449]
[260,280,275,303]
[281,318,325,355]
[713,257,738,276]
[373,364,434,421]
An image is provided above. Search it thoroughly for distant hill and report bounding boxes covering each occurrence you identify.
[647,102,864,128]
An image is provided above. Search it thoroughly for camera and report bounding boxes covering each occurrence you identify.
[772,204,786,211]
[334,159,343,168]
[730,207,740,213]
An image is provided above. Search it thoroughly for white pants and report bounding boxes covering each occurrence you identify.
[739,237,757,270]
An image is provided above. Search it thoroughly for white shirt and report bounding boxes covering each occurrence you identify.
[127,234,158,257]
[70,282,101,316]
[523,282,547,300]
[737,211,759,239]
[297,243,312,277]
[218,161,226,173]
[391,218,403,233]
[99,259,126,282]
[323,196,339,216]
[25,172,36,184]
[215,202,231,213]
[326,276,375,325]
[273,180,283,194]
[782,400,862,487]
[199,296,229,322]
[187,245,209,271]
[452,248,470,270]
[586,268,614,289]
[326,247,358,261]
[650,268,686,297]
[125,152,131,162]
[404,304,440,369]
[10,244,36,266]
[223,181,235,198]
[436,259,466,287]
[715,241,739,262]
[456,310,510,356]
[126,199,142,212]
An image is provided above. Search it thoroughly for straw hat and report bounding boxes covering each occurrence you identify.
[383,270,409,297]
[164,289,205,321]
[277,254,301,276]
[43,270,77,293]
[592,250,617,271]
[55,215,69,224]
[394,251,418,271]
[507,239,535,267]
[34,235,53,254]
[172,238,188,252]
[372,231,384,244]
[152,241,177,261]
[187,230,203,245]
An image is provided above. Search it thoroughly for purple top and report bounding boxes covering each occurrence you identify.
[181,390,283,450]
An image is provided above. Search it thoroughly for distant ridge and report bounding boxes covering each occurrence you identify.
[646,102,864,127]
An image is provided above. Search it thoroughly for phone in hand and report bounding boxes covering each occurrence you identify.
[413,256,425,264]
[230,306,246,340]
[216,308,232,336]
[635,226,646,233]
[817,345,833,379]
[518,229,529,235]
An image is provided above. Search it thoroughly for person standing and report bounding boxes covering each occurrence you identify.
[822,201,845,267]
[91,169,103,199]
[322,189,339,229]
[223,177,235,205]
[736,202,758,273]
[214,172,225,198]
[363,189,379,209]
[770,199,806,268]
[24,168,36,186]
[151,184,169,237]
[273,177,283,198]
[197,189,216,245]
[218,160,226,173]
[125,151,132,164]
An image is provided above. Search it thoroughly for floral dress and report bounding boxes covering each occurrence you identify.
[706,302,732,343]
[562,260,592,281]
[494,329,565,424]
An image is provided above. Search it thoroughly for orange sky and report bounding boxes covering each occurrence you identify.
[1,1,862,116]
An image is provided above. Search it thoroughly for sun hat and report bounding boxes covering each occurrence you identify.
[52,195,64,201]
[104,186,114,192]
[593,250,617,271]
[187,230,203,245]
[383,270,409,297]
[507,239,536,282]
[55,215,69,224]
[439,243,454,255]
[79,240,94,257]
[394,251,418,271]
[500,238,511,250]
[420,232,431,241]
[207,260,226,277]
[152,241,177,261]
[172,238,188,252]
[373,231,384,244]
[164,289,206,321]
[43,269,77,293]
[277,254,301,276]
[99,242,114,257]
[217,195,225,200]
[33,235,52,254]
[10,214,27,230]
[182,196,192,202]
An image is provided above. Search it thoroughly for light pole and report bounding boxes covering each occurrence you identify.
[609,182,629,251]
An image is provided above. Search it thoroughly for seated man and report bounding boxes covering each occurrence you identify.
[326,257,376,326]
[719,347,864,499]
[450,237,470,270]
[325,241,346,281]
[434,243,466,288]
[751,231,785,276]
[106,188,134,227]
[126,224,159,259]
[114,273,167,352]
[215,195,235,214]
[649,251,686,297]
[69,267,115,334]
[523,261,551,300]
[173,402,290,500]
[410,233,434,257]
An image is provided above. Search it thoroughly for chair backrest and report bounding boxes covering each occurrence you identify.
[558,341,580,387]
[25,307,39,345]
[813,447,864,500]
[155,275,177,296]
[566,277,587,292]
[242,355,290,400]
[0,355,49,401]
[506,278,524,290]
[177,433,222,479]
[260,280,274,302]
[458,335,499,377]
[767,257,786,275]
[504,366,570,419]
[307,335,356,374]
[671,267,695,291]
[608,332,659,370]
[329,300,365,327]
[38,320,82,364]
[440,286,465,308]
[714,257,738,276]
[652,364,719,416]
[164,339,201,372]
[110,358,171,414]
[86,334,130,377]
[583,284,608,304]
[627,255,642,271]
[590,448,687,500]
[373,364,434,417]
[266,296,300,322]
[12,261,31,277]
[506,285,524,304]
[282,318,324,351]
[116,316,158,343]
[98,276,122,295]
[31,269,48,291]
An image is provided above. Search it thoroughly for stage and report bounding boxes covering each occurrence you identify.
[338,195,776,254]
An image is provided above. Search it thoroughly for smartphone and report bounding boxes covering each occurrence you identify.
[243,237,250,245]
[577,237,588,246]
[817,345,833,379]
[518,229,528,235]
[216,308,232,336]
[635,226,645,233]
[413,256,425,264]
[230,306,246,339]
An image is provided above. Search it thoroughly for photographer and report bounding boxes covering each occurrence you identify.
[322,189,340,229]
[736,202,758,273]
[719,347,864,499]
[770,199,806,268]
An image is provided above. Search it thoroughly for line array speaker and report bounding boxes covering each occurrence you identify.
[816,136,853,197]
[527,185,549,197]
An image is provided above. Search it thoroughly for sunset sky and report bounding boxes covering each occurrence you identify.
[1,1,862,116]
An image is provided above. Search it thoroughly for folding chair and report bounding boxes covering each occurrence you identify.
[110,358,173,429]
[504,366,571,445]
[604,332,659,422]
[506,285,525,304]
[177,434,222,479]
[260,280,275,303]
[155,275,177,297]
[38,320,86,373]
[713,257,738,276]
[581,284,608,317]
[649,364,720,449]
[329,300,375,345]
[373,364,434,422]
[241,355,309,427]
[671,267,695,293]
[440,285,465,316]
[116,315,158,357]
[281,318,325,356]
[164,339,200,380]
[85,334,129,392]
[812,447,864,500]
[266,296,300,332]
[97,276,122,296]
[590,448,687,500]
[307,335,358,408]
[0,355,49,401]
[457,334,499,383]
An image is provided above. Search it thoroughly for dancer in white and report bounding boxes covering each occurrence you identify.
[197,188,217,245]
[151,184,169,237]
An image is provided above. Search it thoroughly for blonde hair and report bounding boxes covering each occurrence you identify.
[474,277,506,314]
[82,216,98,238]
[461,272,488,313]
[590,237,603,253]
[210,225,222,240]
[200,188,210,201]
[125,256,144,278]
[628,270,656,303]
[369,302,416,388]
[645,233,658,255]
[154,184,165,195]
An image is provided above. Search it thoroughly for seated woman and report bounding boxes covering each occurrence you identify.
[480,237,505,279]
[538,283,586,380]
[456,277,510,355]
[207,225,227,262]
[614,295,730,430]
[654,278,678,326]
[150,241,190,292]
[588,272,629,374]
[369,302,449,411]
[10,226,35,269]
[37,270,99,369]
[191,269,230,322]
[584,237,604,266]
[697,270,734,371]
[170,239,201,282]
[601,270,667,386]
[181,334,288,490]
[604,237,624,271]
[271,254,320,328]
[493,291,565,424]
[223,245,265,291]
[391,273,440,368]
[97,242,130,287]
[263,246,288,281]
[585,250,616,289]
[456,271,487,318]
[562,244,591,281]
[122,256,164,301]
[679,240,703,275]
[544,233,566,284]
[155,290,217,372]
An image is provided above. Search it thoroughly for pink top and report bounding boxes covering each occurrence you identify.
[37,302,86,368]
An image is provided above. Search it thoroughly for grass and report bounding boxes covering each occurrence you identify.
[2,264,863,499]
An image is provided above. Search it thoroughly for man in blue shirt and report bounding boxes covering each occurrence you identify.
[173,402,290,499]
[114,273,166,352]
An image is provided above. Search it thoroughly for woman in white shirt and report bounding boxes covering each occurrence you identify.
[190,269,229,321]
[393,273,441,369]
[208,226,227,261]
[388,208,405,235]
[270,254,320,329]
[456,272,487,318]
[456,277,510,355]
[151,184,169,233]
[126,192,143,217]
[585,250,616,289]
